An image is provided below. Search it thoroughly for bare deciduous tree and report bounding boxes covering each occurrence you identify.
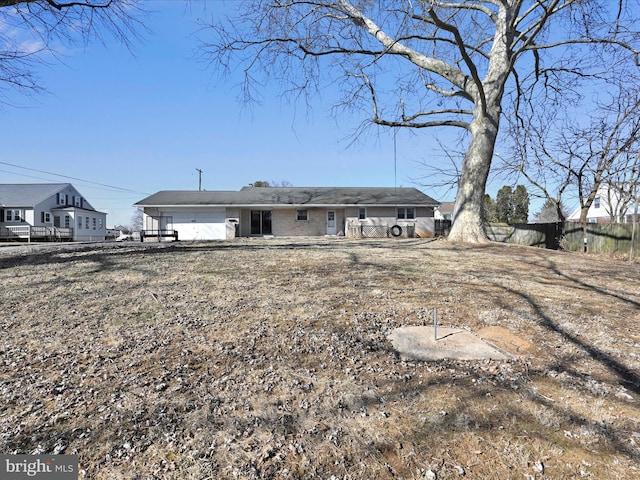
[534,198,569,224]
[501,105,574,223]
[202,1,640,243]
[571,93,640,230]
[0,0,143,102]
[503,80,640,249]
[130,207,143,232]
[605,152,640,223]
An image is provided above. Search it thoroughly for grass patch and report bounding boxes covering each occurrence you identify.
[1,239,639,479]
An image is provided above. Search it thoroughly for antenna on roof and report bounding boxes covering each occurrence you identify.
[196,168,203,191]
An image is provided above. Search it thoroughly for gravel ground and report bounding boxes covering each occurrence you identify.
[1,238,639,479]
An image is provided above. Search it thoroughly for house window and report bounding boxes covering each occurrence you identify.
[74,196,82,207]
[5,209,23,222]
[98,218,103,230]
[78,216,83,229]
[358,208,367,220]
[85,217,90,229]
[92,218,97,230]
[58,193,67,205]
[43,212,51,223]
[594,197,601,209]
[64,215,71,228]
[296,210,308,221]
[398,208,416,220]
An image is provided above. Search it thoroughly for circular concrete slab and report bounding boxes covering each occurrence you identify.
[388,326,513,361]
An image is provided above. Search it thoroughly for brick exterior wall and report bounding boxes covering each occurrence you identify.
[272,208,347,236]
[344,206,435,237]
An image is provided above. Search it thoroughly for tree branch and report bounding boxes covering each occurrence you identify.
[359,68,470,130]
[427,6,486,114]
[0,0,112,7]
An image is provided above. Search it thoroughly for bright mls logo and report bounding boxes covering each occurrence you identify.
[0,455,77,479]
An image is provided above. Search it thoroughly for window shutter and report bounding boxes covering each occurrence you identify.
[41,212,45,222]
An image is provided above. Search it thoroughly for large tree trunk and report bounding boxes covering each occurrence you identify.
[448,113,499,243]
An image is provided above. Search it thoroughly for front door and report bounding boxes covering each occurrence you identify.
[326,210,337,235]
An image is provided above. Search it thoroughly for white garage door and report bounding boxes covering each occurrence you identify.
[170,209,226,240]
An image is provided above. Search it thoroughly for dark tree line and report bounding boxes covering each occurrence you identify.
[484,185,529,224]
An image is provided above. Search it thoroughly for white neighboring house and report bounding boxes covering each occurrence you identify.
[0,183,107,242]
[568,183,639,224]
[434,201,455,220]
[134,186,440,241]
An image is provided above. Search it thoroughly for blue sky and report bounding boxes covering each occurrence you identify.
[1,0,506,227]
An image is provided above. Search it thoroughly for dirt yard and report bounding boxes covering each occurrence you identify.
[1,238,639,479]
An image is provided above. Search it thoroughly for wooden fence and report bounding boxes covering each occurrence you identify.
[562,222,640,256]
[485,222,640,257]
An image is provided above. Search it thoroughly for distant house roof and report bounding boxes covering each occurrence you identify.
[135,187,440,208]
[0,183,70,208]
[436,201,454,215]
[0,183,101,212]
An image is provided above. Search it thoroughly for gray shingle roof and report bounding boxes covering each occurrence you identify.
[0,183,70,207]
[135,187,439,207]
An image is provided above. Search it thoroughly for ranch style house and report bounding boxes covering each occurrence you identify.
[134,186,440,241]
[0,183,107,242]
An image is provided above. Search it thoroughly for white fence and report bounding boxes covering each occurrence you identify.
[0,226,74,242]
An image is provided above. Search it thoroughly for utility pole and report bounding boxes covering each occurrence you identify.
[196,168,203,191]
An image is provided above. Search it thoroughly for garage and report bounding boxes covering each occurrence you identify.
[169,208,227,240]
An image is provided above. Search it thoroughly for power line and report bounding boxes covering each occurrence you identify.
[0,169,61,184]
[0,169,138,195]
[0,161,151,195]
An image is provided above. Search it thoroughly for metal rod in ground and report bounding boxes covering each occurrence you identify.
[433,307,437,341]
